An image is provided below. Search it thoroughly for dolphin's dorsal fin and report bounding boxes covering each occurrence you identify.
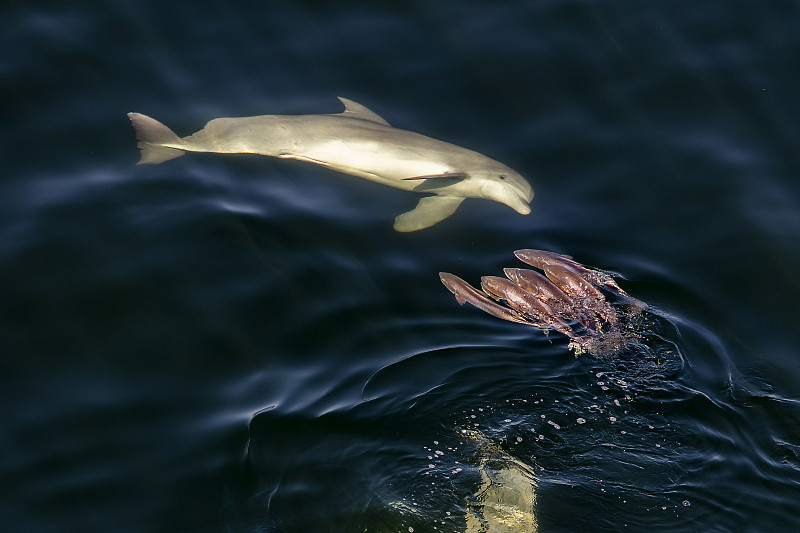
[336,97,392,126]
[393,196,465,232]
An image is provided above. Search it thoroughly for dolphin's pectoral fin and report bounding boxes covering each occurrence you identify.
[402,172,469,191]
[410,178,465,191]
[393,196,465,232]
[336,97,392,126]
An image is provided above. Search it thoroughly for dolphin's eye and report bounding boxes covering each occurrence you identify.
[499,174,507,180]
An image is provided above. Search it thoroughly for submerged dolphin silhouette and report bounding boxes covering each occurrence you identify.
[128,98,533,231]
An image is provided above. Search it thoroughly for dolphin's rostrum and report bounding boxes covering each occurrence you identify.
[128,98,533,231]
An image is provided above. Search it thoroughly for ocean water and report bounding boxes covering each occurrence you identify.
[2,1,800,532]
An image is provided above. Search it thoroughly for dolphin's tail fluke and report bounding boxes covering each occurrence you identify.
[127,112,185,165]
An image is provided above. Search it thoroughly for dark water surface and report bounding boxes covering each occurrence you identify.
[3,1,800,532]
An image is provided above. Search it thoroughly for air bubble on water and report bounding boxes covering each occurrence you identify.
[433,441,438,445]
[577,417,586,424]
[609,416,617,422]
[428,464,435,469]
[516,436,523,443]
[614,399,621,406]
[682,500,690,507]
[541,414,546,419]
[504,419,512,423]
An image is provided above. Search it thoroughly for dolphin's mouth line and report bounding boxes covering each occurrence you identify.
[510,189,533,214]
[513,181,534,203]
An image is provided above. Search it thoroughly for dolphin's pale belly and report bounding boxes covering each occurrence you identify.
[285,138,455,189]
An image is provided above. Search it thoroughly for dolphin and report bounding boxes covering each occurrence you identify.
[462,428,538,533]
[386,428,538,532]
[127,98,534,232]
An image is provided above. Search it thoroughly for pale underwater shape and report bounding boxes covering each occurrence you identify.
[383,428,538,533]
[461,429,538,533]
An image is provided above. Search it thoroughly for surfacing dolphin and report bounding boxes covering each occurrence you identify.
[128,98,534,231]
